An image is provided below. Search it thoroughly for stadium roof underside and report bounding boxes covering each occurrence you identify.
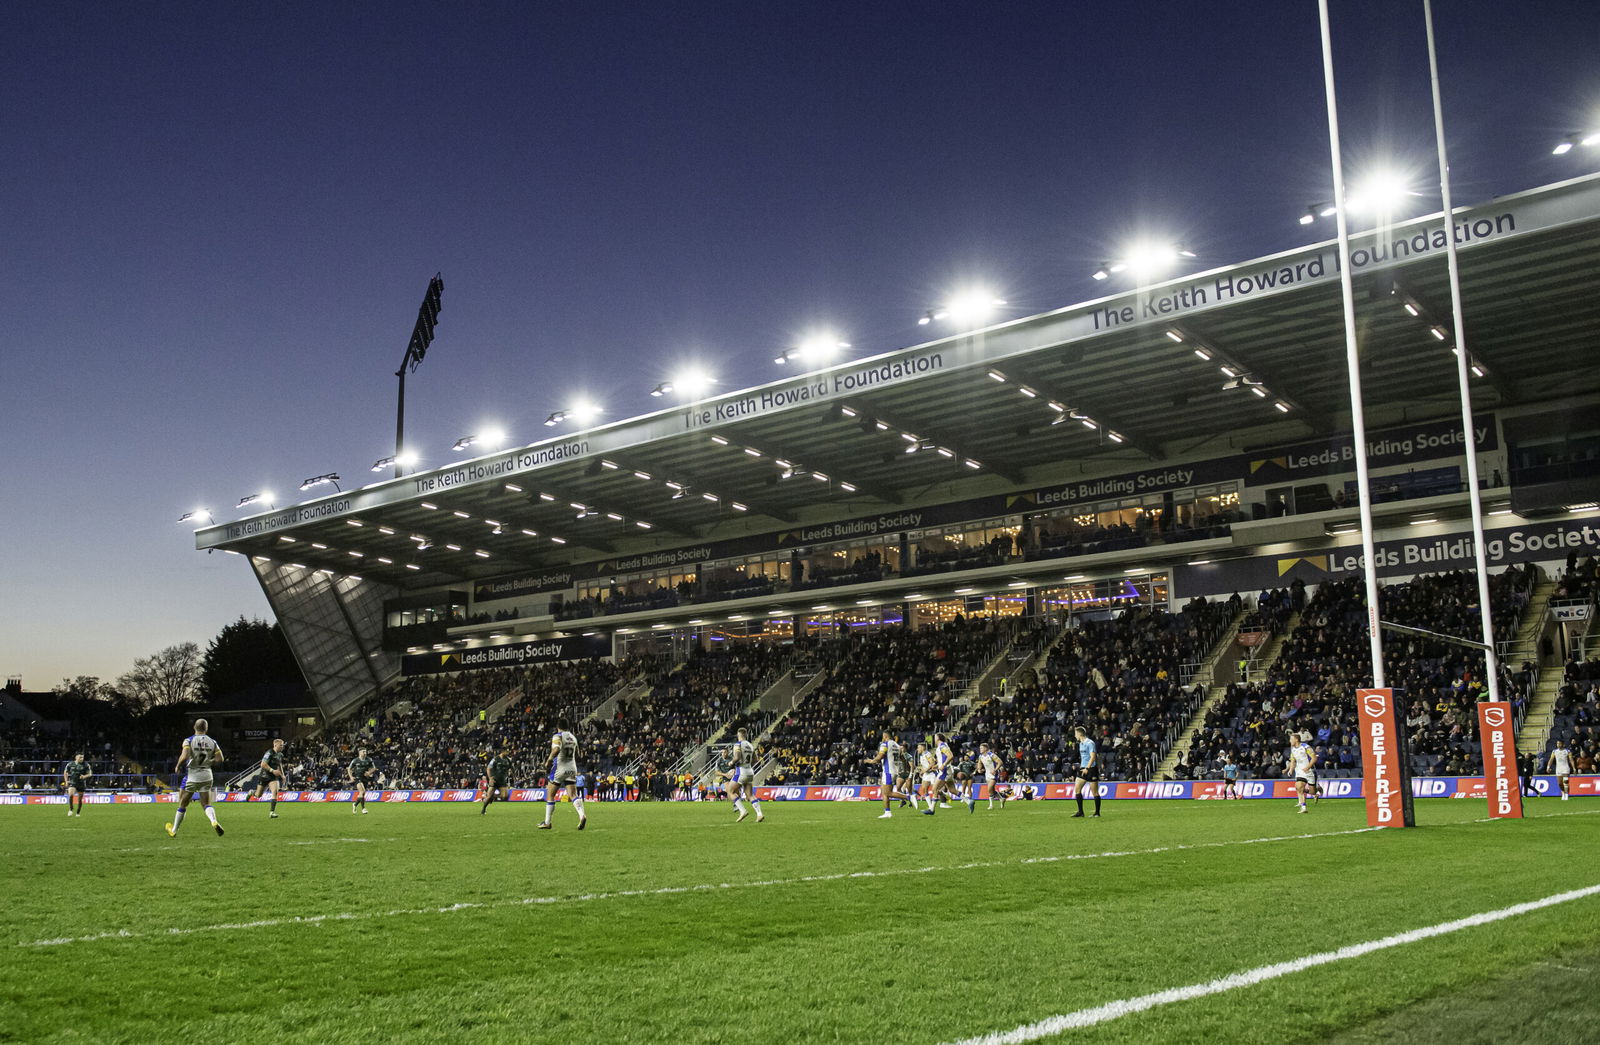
[198,174,1600,591]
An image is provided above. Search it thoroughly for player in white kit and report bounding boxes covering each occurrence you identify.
[166,718,225,837]
[726,729,765,823]
[1285,732,1318,813]
[915,743,939,816]
[1546,739,1575,801]
[539,717,587,830]
[977,743,1005,810]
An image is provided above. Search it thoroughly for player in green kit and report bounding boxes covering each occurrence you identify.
[480,745,512,814]
[249,738,288,817]
[954,753,978,813]
[346,747,378,814]
[61,753,92,817]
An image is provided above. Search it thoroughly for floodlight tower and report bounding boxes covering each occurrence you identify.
[394,274,444,478]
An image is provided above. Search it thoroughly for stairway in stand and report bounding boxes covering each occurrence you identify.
[1153,606,1250,779]
[1511,574,1561,753]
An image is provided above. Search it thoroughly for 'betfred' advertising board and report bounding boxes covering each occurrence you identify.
[1477,702,1524,819]
[1358,688,1415,828]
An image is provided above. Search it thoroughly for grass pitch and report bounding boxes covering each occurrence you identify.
[3,797,1597,1044]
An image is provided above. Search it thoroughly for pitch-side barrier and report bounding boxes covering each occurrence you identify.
[4,776,1595,805]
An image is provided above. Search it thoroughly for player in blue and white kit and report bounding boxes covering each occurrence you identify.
[726,729,765,823]
[539,717,587,830]
[866,730,909,819]
[1071,726,1101,818]
[933,733,955,809]
[166,718,225,837]
[977,744,1005,810]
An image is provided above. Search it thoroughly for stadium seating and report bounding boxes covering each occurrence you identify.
[1187,565,1539,781]
[958,600,1233,783]
[763,616,1025,784]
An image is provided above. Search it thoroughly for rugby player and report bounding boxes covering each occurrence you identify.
[61,752,91,817]
[913,742,938,815]
[1071,726,1101,818]
[933,733,955,808]
[166,719,225,837]
[1546,739,1574,801]
[248,738,288,817]
[539,717,587,830]
[866,729,908,819]
[346,747,379,813]
[954,751,977,813]
[976,743,1004,810]
[480,744,512,814]
[1286,732,1317,813]
[727,728,765,823]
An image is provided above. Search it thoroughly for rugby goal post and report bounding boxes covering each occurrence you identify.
[1371,620,1523,822]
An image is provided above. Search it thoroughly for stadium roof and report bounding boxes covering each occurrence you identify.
[197,173,1600,590]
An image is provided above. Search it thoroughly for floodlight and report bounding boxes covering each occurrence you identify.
[779,334,850,365]
[672,369,714,397]
[1348,170,1412,215]
[933,290,1006,326]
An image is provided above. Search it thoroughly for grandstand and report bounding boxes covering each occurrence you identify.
[157,174,1600,801]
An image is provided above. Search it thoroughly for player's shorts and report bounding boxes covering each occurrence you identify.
[983,774,997,786]
[1076,765,1101,782]
[258,775,281,791]
[550,765,578,786]
[184,770,215,790]
[65,782,86,794]
[488,778,508,790]
[730,766,749,784]
[881,763,894,787]
[921,772,939,788]
[1295,773,1315,785]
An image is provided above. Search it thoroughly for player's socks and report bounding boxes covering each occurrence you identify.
[543,800,555,825]
[1093,794,1101,816]
[751,798,764,821]
[270,796,277,813]
[172,809,186,832]
[573,796,587,828]
[734,798,748,819]
[204,805,218,825]
[1075,795,1084,815]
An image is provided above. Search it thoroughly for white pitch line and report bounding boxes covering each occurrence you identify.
[942,882,1600,1045]
[18,824,1380,948]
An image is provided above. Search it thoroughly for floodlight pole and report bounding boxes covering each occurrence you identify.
[393,274,444,479]
[1423,0,1501,700]
[394,364,409,480]
[1317,0,1385,686]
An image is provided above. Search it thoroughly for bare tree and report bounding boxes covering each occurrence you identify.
[115,643,203,711]
[52,676,112,701]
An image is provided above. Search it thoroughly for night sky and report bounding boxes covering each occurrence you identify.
[3,1,1595,688]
